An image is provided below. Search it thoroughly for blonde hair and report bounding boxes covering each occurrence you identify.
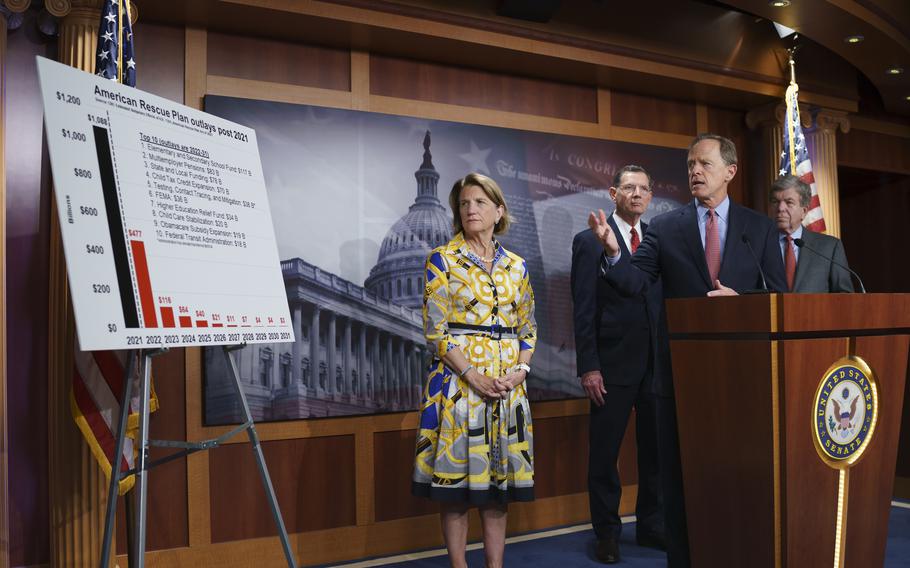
[448,173,513,235]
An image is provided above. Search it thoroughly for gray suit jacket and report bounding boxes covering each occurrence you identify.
[792,229,854,293]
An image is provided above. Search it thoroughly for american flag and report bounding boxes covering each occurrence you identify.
[95,0,136,86]
[71,0,153,495]
[72,346,157,495]
[779,80,826,232]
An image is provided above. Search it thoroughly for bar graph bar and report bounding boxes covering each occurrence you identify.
[129,240,158,328]
[178,315,192,328]
[160,307,175,328]
[94,126,140,329]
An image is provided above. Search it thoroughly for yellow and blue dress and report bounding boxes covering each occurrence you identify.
[412,232,537,504]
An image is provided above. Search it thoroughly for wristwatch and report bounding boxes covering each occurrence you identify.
[514,363,531,375]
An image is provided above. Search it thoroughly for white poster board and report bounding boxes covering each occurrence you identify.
[37,57,294,351]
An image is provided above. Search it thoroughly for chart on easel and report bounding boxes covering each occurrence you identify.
[37,57,294,351]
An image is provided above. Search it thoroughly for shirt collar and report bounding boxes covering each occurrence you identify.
[451,232,505,269]
[781,225,804,241]
[696,195,730,222]
[611,212,642,237]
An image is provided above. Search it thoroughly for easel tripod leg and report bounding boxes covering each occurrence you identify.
[100,349,137,568]
[131,352,154,567]
[223,346,298,568]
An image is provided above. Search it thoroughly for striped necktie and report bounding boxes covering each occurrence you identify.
[784,234,796,291]
[705,208,721,284]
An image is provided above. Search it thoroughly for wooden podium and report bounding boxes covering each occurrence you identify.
[665,294,910,568]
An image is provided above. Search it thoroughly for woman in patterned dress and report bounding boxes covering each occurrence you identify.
[412,172,537,568]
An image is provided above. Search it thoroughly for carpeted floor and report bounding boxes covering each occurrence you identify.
[327,501,910,567]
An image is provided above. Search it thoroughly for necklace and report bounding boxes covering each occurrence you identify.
[468,240,495,263]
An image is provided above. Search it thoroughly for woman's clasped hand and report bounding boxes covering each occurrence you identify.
[460,367,527,399]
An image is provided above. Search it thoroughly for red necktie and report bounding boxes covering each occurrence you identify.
[705,208,721,284]
[630,227,640,254]
[785,234,796,291]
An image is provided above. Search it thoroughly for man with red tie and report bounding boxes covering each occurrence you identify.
[571,165,666,564]
[590,134,787,299]
[769,175,854,293]
[587,135,787,568]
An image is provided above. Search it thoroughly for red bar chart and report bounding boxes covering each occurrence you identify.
[37,57,295,350]
[160,306,175,328]
[129,239,158,328]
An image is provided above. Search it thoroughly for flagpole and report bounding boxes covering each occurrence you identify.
[124,1,132,83]
[788,47,796,86]
[117,0,122,83]
[786,49,798,174]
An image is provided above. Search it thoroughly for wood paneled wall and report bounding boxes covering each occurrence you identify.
[114,15,753,568]
[611,91,696,137]
[836,120,910,489]
[370,55,598,122]
[837,128,910,176]
[837,163,910,488]
[208,32,351,91]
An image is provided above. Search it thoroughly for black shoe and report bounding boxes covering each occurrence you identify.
[595,536,621,564]
[636,530,667,551]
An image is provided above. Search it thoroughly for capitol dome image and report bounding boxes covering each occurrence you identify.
[364,131,453,309]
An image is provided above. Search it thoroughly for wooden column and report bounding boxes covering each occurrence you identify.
[0,4,17,566]
[746,102,850,236]
[805,109,850,238]
[46,2,111,566]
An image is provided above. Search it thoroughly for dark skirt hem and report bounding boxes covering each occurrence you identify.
[411,481,535,505]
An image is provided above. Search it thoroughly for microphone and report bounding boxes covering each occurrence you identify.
[794,238,866,293]
[740,234,770,293]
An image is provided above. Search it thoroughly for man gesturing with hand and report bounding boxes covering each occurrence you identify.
[587,134,787,568]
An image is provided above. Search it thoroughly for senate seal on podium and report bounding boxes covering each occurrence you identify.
[812,356,879,469]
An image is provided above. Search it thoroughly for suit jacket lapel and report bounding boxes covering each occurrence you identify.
[608,214,632,257]
[719,202,743,280]
[679,203,712,288]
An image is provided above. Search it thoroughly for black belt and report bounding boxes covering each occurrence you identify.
[448,323,517,340]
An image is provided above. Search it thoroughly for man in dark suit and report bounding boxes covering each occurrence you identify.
[769,174,854,293]
[587,134,788,568]
[571,165,667,564]
[590,135,787,298]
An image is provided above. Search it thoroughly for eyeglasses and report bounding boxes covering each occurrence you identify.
[617,184,652,194]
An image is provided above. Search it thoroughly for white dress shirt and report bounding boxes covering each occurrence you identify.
[779,224,803,263]
[611,212,644,255]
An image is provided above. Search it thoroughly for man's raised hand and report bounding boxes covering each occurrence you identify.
[588,209,620,257]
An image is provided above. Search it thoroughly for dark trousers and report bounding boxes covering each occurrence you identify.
[655,395,690,568]
[587,380,663,540]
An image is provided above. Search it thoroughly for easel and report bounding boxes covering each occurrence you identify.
[99,344,297,568]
